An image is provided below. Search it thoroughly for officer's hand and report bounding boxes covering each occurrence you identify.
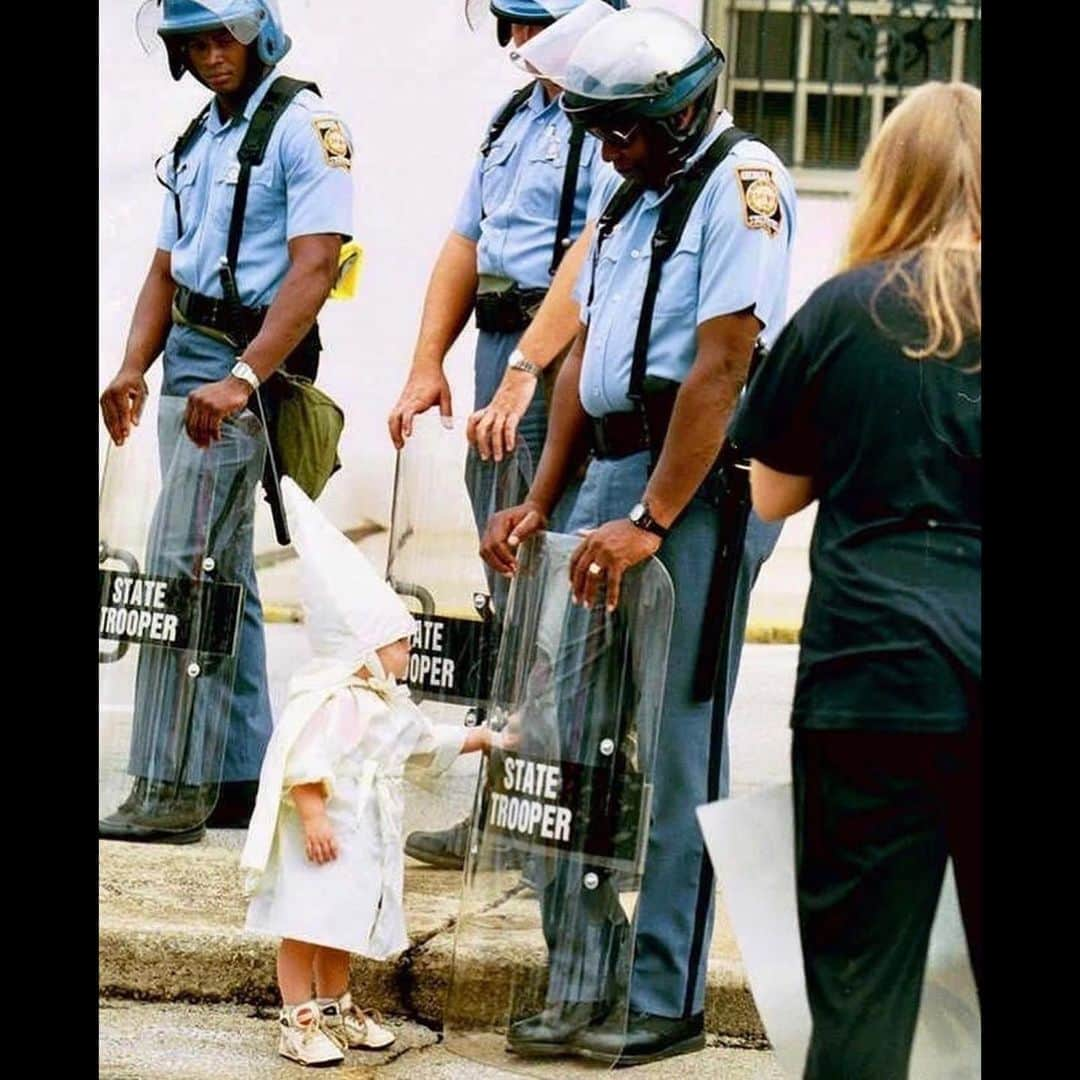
[467,368,539,462]
[570,520,661,612]
[388,367,453,449]
[183,378,252,448]
[480,501,549,576]
[100,368,149,447]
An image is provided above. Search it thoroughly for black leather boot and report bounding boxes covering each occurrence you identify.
[404,816,524,870]
[98,780,209,844]
[572,1010,706,1066]
[506,1001,608,1058]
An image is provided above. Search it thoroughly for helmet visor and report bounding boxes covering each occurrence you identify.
[561,9,719,102]
[468,1,584,37]
[136,0,262,54]
[508,0,614,80]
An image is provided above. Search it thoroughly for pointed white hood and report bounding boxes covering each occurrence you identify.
[281,477,416,678]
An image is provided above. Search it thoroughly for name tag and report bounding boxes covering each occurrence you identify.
[222,162,240,185]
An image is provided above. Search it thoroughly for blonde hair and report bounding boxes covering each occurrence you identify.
[844,81,981,361]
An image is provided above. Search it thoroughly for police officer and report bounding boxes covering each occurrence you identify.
[390,0,623,871]
[479,7,796,1064]
[99,0,353,842]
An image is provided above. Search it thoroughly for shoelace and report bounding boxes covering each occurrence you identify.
[345,1003,388,1038]
[290,1010,327,1047]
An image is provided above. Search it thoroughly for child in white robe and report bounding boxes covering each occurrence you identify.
[240,478,500,1068]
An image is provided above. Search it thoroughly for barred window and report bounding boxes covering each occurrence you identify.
[708,1,982,182]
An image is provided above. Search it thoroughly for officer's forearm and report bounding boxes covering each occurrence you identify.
[527,327,591,515]
[121,249,176,375]
[643,310,760,528]
[515,226,593,368]
[241,234,341,382]
[410,232,479,372]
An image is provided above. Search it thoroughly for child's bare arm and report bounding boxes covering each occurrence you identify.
[460,726,520,754]
[290,782,338,864]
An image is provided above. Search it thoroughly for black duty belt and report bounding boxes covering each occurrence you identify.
[474,284,549,334]
[174,285,268,342]
[589,411,651,460]
[172,284,322,381]
[589,385,680,461]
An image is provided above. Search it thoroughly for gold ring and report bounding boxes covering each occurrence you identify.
[588,562,603,576]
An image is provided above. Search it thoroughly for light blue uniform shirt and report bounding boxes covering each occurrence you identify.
[156,69,354,309]
[452,81,613,290]
[573,111,797,418]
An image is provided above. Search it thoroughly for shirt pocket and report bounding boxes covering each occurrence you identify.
[211,159,280,233]
[479,139,517,219]
[652,226,701,318]
[519,134,570,219]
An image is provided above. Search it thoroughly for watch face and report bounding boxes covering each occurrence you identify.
[630,503,646,524]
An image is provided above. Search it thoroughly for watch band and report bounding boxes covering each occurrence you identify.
[230,359,260,393]
[628,501,670,540]
[507,349,542,378]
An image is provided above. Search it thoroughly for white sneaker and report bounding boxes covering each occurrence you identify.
[320,991,396,1051]
[278,1000,345,1067]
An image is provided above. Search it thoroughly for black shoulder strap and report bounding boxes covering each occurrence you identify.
[225,76,321,273]
[480,82,536,157]
[549,123,586,276]
[586,176,644,308]
[168,101,213,237]
[628,126,755,405]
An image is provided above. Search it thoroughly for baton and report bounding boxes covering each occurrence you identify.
[691,340,767,702]
[217,256,291,545]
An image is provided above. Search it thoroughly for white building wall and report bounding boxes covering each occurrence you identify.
[99,0,851,547]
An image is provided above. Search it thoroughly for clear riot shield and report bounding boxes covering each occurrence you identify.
[443,531,675,1073]
[386,411,532,829]
[696,786,981,1079]
[99,396,266,835]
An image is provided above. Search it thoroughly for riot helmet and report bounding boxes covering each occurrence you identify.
[136,0,292,82]
[557,7,726,167]
[466,1,625,50]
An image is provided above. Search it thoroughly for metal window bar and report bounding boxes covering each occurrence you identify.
[755,0,767,141]
[713,0,981,169]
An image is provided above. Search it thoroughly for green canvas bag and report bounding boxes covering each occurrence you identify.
[264,370,345,501]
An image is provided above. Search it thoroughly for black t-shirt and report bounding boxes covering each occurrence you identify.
[729,257,981,732]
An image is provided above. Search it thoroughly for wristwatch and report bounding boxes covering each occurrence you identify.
[230,359,260,393]
[628,501,669,540]
[507,349,542,378]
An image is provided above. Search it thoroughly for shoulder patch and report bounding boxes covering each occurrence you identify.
[735,166,781,237]
[312,118,351,171]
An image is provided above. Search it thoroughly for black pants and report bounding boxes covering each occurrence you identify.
[793,720,982,1080]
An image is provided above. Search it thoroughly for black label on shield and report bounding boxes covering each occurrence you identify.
[407,614,495,706]
[485,750,646,870]
[98,570,243,657]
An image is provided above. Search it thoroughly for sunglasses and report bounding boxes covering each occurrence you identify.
[586,120,641,148]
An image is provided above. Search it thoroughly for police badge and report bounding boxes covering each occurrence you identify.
[313,117,352,170]
[737,166,782,236]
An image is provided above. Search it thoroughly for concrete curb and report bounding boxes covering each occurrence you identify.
[99,841,766,1041]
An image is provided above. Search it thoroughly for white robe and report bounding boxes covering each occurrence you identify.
[240,657,465,958]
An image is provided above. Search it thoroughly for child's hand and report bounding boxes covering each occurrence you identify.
[491,726,521,752]
[494,711,522,752]
[303,814,339,864]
